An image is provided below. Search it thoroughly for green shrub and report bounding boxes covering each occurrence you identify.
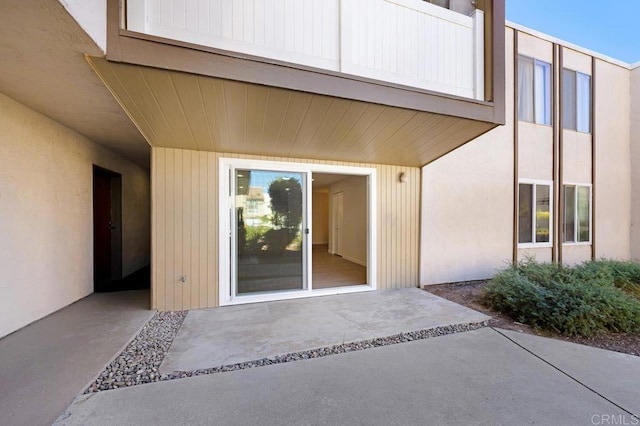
[575,260,640,300]
[482,259,640,336]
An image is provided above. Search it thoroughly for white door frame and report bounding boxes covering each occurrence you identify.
[219,157,377,306]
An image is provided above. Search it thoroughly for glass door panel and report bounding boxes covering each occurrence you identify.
[234,169,306,295]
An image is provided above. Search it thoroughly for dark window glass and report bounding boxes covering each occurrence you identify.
[519,184,533,243]
[563,186,576,243]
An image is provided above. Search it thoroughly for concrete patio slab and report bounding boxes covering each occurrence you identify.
[497,328,640,416]
[57,328,627,426]
[0,291,153,426]
[161,288,489,372]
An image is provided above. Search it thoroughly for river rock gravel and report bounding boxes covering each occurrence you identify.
[85,311,487,393]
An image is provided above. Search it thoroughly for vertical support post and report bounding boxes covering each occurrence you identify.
[512,29,519,264]
[591,57,597,260]
[556,46,564,265]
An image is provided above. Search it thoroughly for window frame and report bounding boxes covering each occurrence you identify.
[518,179,554,249]
[562,182,592,246]
[517,55,552,126]
[562,68,592,134]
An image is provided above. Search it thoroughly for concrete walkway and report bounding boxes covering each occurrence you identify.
[0,291,153,426]
[57,327,640,426]
[161,288,489,372]
[497,328,640,415]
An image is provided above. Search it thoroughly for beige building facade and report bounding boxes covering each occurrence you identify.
[1,0,639,337]
[421,24,639,285]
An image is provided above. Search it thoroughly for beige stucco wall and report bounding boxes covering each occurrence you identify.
[517,31,554,64]
[518,122,553,181]
[563,48,592,76]
[329,176,368,266]
[311,190,329,245]
[0,92,150,338]
[419,28,515,285]
[563,245,592,266]
[594,60,631,260]
[563,132,592,184]
[631,66,640,260]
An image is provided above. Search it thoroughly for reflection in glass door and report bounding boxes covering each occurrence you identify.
[234,169,306,295]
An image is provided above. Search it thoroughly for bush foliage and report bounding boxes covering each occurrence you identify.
[482,259,640,336]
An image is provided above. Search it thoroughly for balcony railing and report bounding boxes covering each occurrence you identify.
[127,0,485,100]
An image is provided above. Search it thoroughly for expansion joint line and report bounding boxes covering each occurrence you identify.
[490,328,637,418]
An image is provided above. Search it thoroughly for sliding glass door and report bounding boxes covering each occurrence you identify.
[233,169,307,295]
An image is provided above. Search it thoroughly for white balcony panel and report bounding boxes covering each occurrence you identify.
[341,0,481,99]
[127,0,484,100]
[129,0,340,71]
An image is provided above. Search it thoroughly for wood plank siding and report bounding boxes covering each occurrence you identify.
[152,148,420,311]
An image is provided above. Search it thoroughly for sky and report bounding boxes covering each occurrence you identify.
[506,0,640,64]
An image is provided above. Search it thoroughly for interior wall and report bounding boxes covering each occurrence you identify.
[0,92,150,338]
[420,27,515,285]
[329,176,368,266]
[631,66,640,260]
[151,148,420,311]
[311,190,329,244]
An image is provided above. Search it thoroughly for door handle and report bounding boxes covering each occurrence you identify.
[108,222,116,231]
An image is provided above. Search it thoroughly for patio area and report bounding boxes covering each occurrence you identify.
[161,288,490,373]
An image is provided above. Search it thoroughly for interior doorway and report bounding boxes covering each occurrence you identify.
[93,166,122,292]
[312,173,367,289]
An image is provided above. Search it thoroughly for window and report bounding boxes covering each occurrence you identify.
[562,69,591,133]
[518,56,551,125]
[563,184,591,243]
[519,181,552,245]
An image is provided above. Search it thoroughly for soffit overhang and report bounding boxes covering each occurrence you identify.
[0,0,150,167]
[89,56,496,167]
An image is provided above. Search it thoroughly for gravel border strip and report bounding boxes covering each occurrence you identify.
[85,311,188,393]
[86,314,487,393]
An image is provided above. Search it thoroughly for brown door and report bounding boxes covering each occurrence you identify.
[94,169,112,290]
[93,167,122,291]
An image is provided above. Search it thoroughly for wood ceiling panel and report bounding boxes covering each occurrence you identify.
[354,109,418,160]
[139,67,195,149]
[324,101,370,158]
[332,103,387,155]
[367,113,431,162]
[88,57,497,167]
[278,92,314,157]
[291,95,334,153]
[244,84,270,155]
[90,59,159,144]
[197,76,228,151]
[97,62,176,147]
[303,99,351,158]
[221,80,248,152]
[171,71,215,151]
[259,88,291,156]
[389,115,461,162]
